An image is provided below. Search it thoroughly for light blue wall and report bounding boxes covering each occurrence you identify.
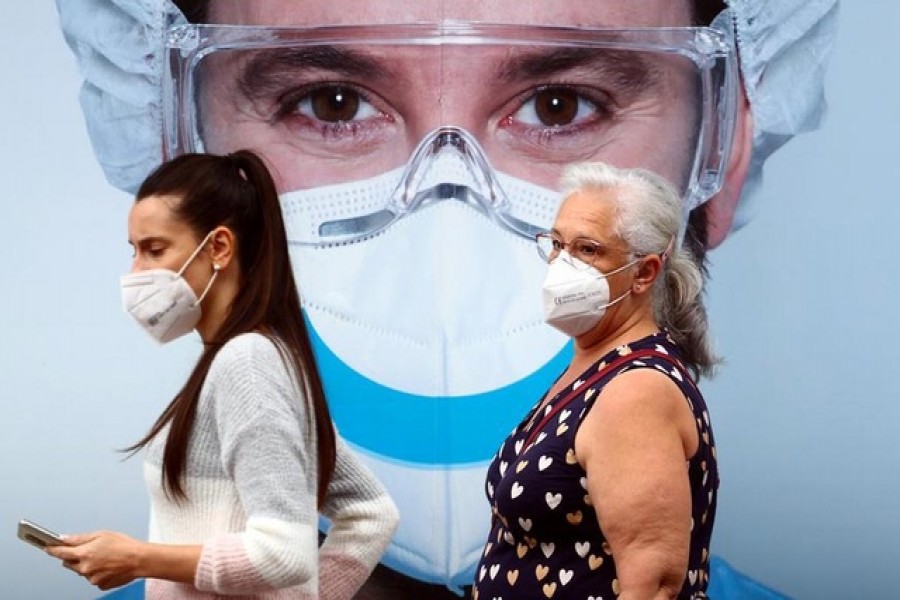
[703,2,900,596]
[0,2,896,599]
[0,5,197,598]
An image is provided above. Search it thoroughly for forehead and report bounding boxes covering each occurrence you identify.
[207,0,695,27]
[554,189,621,242]
[128,195,192,238]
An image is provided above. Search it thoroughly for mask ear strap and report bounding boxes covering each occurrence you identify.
[177,230,217,277]
[660,235,676,263]
[194,264,221,307]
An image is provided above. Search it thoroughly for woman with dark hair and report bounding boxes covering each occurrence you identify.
[47,151,399,599]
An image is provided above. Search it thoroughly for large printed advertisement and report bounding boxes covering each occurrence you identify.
[2,1,898,598]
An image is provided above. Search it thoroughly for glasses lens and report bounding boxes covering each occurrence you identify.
[168,29,725,200]
[569,239,601,267]
[535,234,557,262]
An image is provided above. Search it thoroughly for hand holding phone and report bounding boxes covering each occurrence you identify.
[17,519,65,550]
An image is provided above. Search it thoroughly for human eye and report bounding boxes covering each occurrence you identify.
[138,241,166,260]
[572,239,600,261]
[505,85,615,137]
[274,83,391,139]
[286,84,378,123]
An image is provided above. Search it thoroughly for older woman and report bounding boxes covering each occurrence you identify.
[475,162,719,600]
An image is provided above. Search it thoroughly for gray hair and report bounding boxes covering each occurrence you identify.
[559,162,719,379]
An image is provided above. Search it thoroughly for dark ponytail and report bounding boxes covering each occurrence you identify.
[125,151,336,507]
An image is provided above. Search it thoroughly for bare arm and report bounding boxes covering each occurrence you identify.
[47,532,200,590]
[574,368,698,600]
[136,542,201,583]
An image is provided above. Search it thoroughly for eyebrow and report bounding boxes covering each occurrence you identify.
[236,46,392,102]
[497,47,661,94]
[129,236,169,247]
[549,229,619,248]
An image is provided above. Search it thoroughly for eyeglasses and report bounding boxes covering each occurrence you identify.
[536,232,621,269]
[163,18,738,218]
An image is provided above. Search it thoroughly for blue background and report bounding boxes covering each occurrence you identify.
[1,2,897,598]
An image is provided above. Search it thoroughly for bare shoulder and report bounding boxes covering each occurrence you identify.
[594,367,688,418]
[576,367,696,461]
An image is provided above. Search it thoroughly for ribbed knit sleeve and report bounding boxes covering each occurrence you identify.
[318,437,400,600]
[193,333,320,595]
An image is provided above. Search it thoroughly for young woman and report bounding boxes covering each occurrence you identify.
[47,151,399,599]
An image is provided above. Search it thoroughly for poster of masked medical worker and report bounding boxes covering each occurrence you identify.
[2,1,898,599]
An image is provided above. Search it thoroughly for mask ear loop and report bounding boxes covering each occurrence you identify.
[660,235,676,263]
[174,230,219,306]
[193,263,221,307]
[176,230,216,277]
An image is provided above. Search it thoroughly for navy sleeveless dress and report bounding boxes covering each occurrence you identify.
[474,331,718,600]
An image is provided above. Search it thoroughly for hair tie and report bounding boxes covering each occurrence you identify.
[226,153,249,181]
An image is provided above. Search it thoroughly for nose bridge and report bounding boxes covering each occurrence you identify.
[431,43,499,136]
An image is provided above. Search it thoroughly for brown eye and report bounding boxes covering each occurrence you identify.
[532,87,580,127]
[572,240,598,259]
[309,86,361,122]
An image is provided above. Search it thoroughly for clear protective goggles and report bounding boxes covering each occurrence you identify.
[164,17,738,246]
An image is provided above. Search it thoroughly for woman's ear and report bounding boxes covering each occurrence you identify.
[704,84,754,248]
[207,226,236,270]
[633,254,663,295]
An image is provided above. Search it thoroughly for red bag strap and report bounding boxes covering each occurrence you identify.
[522,348,690,450]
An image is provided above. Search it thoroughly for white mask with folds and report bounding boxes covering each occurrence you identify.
[281,128,570,590]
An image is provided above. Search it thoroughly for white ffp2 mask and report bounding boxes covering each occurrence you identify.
[120,232,217,344]
[281,149,570,590]
[542,252,636,337]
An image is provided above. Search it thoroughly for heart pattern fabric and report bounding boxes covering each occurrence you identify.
[474,331,719,599]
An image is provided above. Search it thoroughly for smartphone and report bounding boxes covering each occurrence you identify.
[17,519,64,549]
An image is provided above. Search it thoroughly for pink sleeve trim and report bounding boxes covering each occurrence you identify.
[195,533,276,593]
[319,552,374,600]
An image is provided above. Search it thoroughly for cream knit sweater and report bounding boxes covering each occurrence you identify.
[143,333,398,599]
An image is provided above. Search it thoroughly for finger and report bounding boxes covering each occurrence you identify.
[60,532,93,545]
[46,546,78,560]
[62,560,81,574]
